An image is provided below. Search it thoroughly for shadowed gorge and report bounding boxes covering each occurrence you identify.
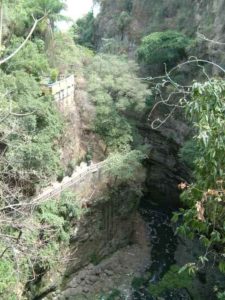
[0,0,224,299]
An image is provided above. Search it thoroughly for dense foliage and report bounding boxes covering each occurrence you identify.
[47,31,93,75]
[0,191,82,299]
[148,265,194,297]
[0,1,150,297]
[85,54,149,152]
[1,0,224,298]
[103,150,146,187]
[0,1,89,298]
[137,30,190,68]
[117,11,131,40]
[73,11,95,49]
[173,80,225,295]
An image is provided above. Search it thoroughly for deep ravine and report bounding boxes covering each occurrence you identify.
[132,198,179,300]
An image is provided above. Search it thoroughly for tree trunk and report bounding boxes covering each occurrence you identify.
[0,0,3,52]
[104,145,108,156]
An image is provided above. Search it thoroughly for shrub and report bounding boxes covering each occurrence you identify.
[179,139,199,169]
[50,68,59,83]
[117,11,131,33]
[73,11,95,49]
[174,80,225,297]
[148,265,193,297]
[137,30,191,67]
[85,54,150,152]
[0,258,17,298]
[131,276,146,289]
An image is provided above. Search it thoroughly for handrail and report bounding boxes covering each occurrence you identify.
[32,161,106,204]
[0,161,107,212]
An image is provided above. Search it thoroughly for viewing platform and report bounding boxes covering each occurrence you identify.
[41,75,75,106]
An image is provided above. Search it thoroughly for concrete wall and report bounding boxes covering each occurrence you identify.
[41,75,75,111]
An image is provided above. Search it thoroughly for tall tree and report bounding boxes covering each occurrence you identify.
[73,11,95,49]
[30,0,68,53]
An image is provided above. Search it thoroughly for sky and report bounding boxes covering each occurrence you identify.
[65,0,93,21]
[58,0,98,30]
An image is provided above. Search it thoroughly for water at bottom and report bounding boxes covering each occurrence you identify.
[132,200,178,300]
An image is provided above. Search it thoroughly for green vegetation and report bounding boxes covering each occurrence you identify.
[89,252,102,265]
[0,1,150,296]
[117,11,131,39]
[1,0,224,299]
[47,30,93,75]
[131,276,146,289]
[85,53,149,191]
[97,289,122,300]
[4,37,49,76]
[73,11,95,49]
[217,292,225,300]
[148,265,194,297]
[0,191,82,298]
[38,191,83,243]
[0,255,18,298]
[0,1,92,298]
[173,80,225,293]
[0,62,63,200]
[85,54,149,152]
[137,30,190,68]
[104,150,146,186]
[179,139,199,169]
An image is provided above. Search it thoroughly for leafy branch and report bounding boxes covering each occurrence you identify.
[0,14,46,65]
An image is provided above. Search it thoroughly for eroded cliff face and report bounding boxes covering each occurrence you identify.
[29,73,150,299]
[56,187,150,299]
[65,187,140,275]
[140,118,190,207]
[94,0,225,207]
[95,0,225,66]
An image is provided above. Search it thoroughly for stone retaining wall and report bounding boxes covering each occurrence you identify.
[41,75,75,111]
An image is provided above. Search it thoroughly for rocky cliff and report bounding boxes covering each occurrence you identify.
[94,0,225,207]
[54,187,150,299]
[95,0,225,66]
[140,117,190,207]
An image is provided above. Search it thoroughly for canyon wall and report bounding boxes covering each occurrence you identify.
[95,0,225,66]
[94,0,225,206]
[56,187,150,299]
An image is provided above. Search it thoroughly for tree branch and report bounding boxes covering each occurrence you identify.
[145,56,225,129]
[0,15,46,65]
[197,32,225,46]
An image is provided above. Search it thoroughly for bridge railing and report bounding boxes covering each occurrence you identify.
[0,162,107,212]
[32,161,106,205]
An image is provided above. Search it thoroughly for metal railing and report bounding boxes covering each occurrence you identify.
[33,161,106,204]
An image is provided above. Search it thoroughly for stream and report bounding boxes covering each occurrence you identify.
[132,198,179,300]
